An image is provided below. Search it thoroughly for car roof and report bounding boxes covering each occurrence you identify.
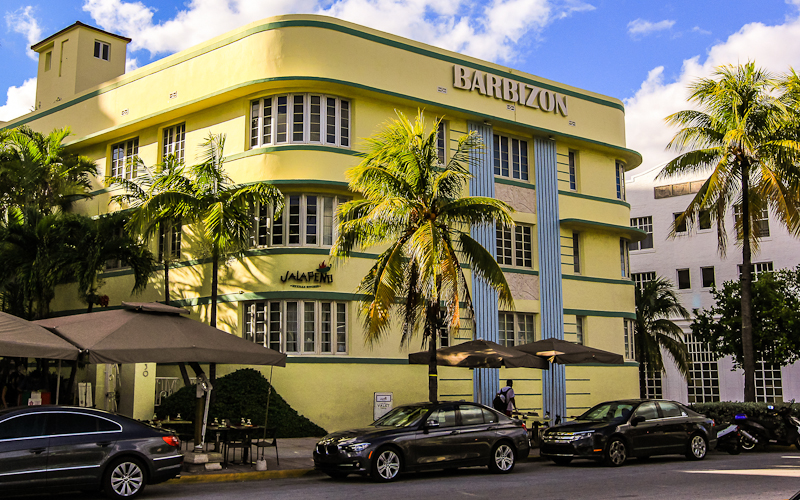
[0,405,123,419]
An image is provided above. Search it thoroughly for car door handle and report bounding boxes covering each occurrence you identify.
[30,448,45,455]
[449,431,459,435]
[96,441,112,447]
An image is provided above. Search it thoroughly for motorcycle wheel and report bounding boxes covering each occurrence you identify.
[726,442,741,455]
[740,436,757,451]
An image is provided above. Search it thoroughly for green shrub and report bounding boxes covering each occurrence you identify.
[156,368,327,438]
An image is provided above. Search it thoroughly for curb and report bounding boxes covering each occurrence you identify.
[167,468,317,484]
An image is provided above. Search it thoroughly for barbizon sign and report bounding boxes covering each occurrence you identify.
[453,65,568,116]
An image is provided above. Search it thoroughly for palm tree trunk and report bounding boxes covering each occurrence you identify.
[164,261,170,306]
[741,168,756,402]
[427,299,440,404]
[210,253,218,328]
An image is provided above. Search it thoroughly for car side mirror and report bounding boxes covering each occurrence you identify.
[424,420,440,429]
[630,415,645,426]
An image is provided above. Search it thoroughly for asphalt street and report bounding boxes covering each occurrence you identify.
[14,451,800,500]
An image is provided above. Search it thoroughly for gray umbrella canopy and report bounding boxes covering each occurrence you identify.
[0,312,81,360]
[34,302,286,366]
[408,339,549,369]
[515,338,623,365]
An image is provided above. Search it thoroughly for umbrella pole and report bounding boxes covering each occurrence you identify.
[263,366,273,439]
[56,360,61,405]
[200,384,211,451]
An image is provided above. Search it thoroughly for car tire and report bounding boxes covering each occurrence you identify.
[489,441,516,473]
[794,436,800,451]
[371,447,402,482]
[604,437,627,467]
[324,471,349,480]
[551,457,572,466]
[686,434,708,460]
[103,457,147,499]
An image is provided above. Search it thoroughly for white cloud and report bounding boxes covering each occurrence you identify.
[0,78,36,122]
[125,58,139,73]
[5,6,43,60]
[627,18,675,37]
[625,13,800,172]
[81,0,594,64]
[691,26,711,35]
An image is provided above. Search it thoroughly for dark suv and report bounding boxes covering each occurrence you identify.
[540,399,716,466]
[0,406,182,498]
[314,401,529,481]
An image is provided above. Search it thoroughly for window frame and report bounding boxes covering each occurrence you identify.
[244,299,348,355]
[492,133,529,181]
[619,239,630,278]
[632,271,656,289]
[615,162,626,200]
[436,120,448,164]
[572,231,581,275]
[110,137,140,180]
[568,151,578,191]
[249,94,351,149]
[673,213,688,234]
[94,40,110,61]
[677,268,691,290]
[498,311,535,347]
[623,318,635,360]
[629,216,654,251]
[162,123,186,162]
[251,194,348,249]
[700,266,715,288]
[575,316,585,345]
[495,223,533,268]
[158,219,182,262]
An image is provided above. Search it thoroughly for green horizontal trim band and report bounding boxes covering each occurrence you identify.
[500,267,538,276]
[559,190,631,208]
[286,357,408,364]
[495,177,535,190]
[563,274,635,286]
[563,308,636,320]
[560,218,646,241]
[568,361,639,367]
[172,291,364,307]
[226,145,362,162]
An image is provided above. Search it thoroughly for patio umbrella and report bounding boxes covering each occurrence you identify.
[408,339,549,369]
[34,302,286,366]
[0,311,80,360]
[515,338,623,365]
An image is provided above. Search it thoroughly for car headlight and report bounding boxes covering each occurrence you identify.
[343,442,370,453]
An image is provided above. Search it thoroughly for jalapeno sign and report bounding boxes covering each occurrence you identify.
[281,261,333,286]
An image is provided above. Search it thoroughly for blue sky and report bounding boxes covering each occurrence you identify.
[3,0,800,167]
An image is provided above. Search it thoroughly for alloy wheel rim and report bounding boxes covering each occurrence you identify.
[377,450,400,479]
[692,436,706,457]
[609,441,626,465]
[111,462,143,497]
[495,444,514,471]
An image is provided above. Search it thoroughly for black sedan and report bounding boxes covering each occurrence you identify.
[540,399,716,466]
[0,405,182,498]
[313,401,529,481]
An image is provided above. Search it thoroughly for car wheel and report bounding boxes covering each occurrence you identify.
[324,471,349,480]
[551,456,572,466]
[604,437,627,467]
[489,442,516,473]
[686,434,708,460]
[104,457,147,499]
[371,447,401,482]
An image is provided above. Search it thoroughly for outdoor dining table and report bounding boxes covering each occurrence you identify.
[207,425,264,464]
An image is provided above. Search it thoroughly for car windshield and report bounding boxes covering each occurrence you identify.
[578,402,636,422]
[372,406,429,428]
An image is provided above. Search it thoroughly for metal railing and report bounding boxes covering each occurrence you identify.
[155,376,197,406]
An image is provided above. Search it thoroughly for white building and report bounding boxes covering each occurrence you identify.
[626,162,800,404]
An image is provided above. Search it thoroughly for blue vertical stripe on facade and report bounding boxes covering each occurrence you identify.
[534,137,567,420]
[468,122,499,406]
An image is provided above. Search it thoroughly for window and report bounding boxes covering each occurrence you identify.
[629,217,654,251]
[634,401,658,420]
[162,123,186,162]
[623,319,635,360]
[436,121,447,163]
[0,414,46,440]
[493,134,529,180]
[46,413,120,435]
[673,213,687,233]
[568,151,577,191]
[734,205,770,238]
[620,239,630,278]
[615,162,626,200]
[94,40,110,61]
[699,210,712,230]
[458,405,485,426]
[105,224,129,270]
[755,361,783,403]
[677,269,690,289]
[575,316,585,345]
[110,138,139,180]
[572,231,581,274]
[44,51,52,71]
[244,300,347,354]
[498,312,535,347]
[739,261,774,279]
[437,309,450,348]
[252,195,348,248]
[496,223,532,267]
[632,271,656,289]
[658,401,684,418]
[250,94,350,148]
[639,365,662,399]
[158,220,182,262]
[686,334,720,403]
[701,266,715,288]
[429,406,457,427]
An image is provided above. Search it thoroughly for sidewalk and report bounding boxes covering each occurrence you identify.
[168,438,543,484]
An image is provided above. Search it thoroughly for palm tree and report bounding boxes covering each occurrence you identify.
[0,126,96,215]
[331,111,515,403]
[660,62,800,401]
[109,155,184,306]
[129,133,284,327]
[634,278,691,394]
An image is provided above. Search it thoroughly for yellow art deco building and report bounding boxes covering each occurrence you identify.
[4,15,643,432]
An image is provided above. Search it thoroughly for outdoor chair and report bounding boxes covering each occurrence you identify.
[251,427,279,466]
[223,429,249,465]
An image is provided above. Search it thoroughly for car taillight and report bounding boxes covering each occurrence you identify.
[521,422,527,432]
[163,435,180,447]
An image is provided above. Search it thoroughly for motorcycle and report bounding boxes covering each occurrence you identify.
[735,403,800,451]
[715,422,742,455]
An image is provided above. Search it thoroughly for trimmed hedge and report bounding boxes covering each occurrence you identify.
[689,401,800,427]
[157,368,327,438]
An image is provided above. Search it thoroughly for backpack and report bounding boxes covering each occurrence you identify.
[493,387,509,412]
